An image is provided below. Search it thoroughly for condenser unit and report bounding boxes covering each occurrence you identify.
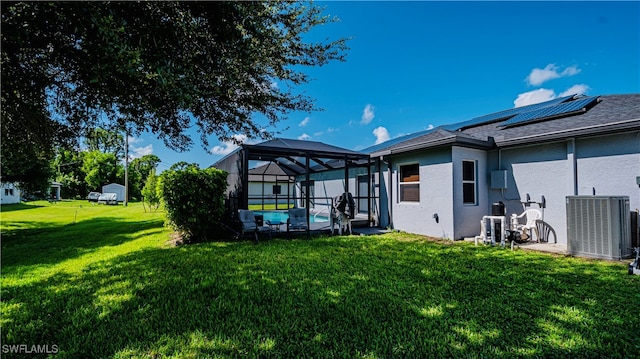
[566,196,632,260]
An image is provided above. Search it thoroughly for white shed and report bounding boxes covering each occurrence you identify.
[1,182,21,204]
[101,183,126,202]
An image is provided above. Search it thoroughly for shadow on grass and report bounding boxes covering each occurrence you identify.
[2,237,639,358]
[1,217,165,270]
[0,203,45,212]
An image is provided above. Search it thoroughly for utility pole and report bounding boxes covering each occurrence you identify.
[124,128,129,206]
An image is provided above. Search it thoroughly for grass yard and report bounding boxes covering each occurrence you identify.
[248,203,294,211]
[1,201,639,358]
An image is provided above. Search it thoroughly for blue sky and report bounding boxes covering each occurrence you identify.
[127,1,640,171]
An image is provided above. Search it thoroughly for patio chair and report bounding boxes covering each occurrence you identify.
[287,208,308,236]
[238,209,270,243]
[332,210,352,235]
[535,219,557,243]
[511,209,542,241]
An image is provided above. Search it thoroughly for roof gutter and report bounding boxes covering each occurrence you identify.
[371,135,494,157]
[495,118,640,147]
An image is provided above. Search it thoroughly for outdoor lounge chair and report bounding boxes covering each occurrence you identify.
[287,208,308,235]
[511,209,542,241]
[238,209,270,242]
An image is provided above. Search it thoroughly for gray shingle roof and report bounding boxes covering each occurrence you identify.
[368,94,640,156]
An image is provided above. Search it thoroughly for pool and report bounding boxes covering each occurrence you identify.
[254,210,329,223]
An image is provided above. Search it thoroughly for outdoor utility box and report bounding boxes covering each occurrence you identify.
[566,196,633,260]
[491,202,505,216]
[490,170,508,189]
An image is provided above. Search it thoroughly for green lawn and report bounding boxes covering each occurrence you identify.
[1,201,639,358]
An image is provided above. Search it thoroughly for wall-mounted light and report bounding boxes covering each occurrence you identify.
[433,213,439,223]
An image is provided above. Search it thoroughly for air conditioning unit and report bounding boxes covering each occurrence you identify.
[566,196,633,260]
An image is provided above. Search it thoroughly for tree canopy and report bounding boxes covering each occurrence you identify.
[1,1,347,187]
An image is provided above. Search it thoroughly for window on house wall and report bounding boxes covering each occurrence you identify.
[399,163,419,202]
[5,188,13,196]
[462,160,477,205]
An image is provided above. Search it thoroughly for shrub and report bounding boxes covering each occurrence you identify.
[160,166,228,243]
[141,169,160,212]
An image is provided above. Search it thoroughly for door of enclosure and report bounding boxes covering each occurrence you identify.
[357,175,369,214]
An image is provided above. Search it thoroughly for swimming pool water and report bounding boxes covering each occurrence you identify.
[254,211,329,223]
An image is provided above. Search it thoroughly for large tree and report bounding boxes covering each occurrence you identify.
[1,1,347,187]
[82,151,121,191]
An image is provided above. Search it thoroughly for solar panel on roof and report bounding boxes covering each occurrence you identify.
[500,96,599,128]
[445,94,576,131]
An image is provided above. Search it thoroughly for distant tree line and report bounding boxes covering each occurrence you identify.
[51,127,160,201]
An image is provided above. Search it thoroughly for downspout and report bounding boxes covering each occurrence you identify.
[242,148,249,210]
[305,155,310,234]
[387,157,393,229]
[367,158,372,227]
[344,157,350,194]
[569,138,578,195]
[498,148,504,201]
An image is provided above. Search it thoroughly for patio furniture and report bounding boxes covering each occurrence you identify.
[331,192,355,235]
[331,209,352,235]
[511,209,542,241]
[265,220,284,236]
[287,208,308,235]
[535,219,557,243]
[239,209,270,242]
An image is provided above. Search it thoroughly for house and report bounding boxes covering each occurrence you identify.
[248,162,295,208]
[101,183,126,202]
[0,182,21,204]
[212,94,639,246]
[366,93,640,244]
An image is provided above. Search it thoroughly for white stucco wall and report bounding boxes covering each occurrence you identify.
[248,181,294,205]
[575,132,640,211]
[488,132,640,245]
[492,141,571,244]
[452,147,489,239]
[293,167,372,214]
[391,149,454,239]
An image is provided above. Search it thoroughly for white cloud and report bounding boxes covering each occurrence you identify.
[210,134,248,155]
[427,124,435,130]
[130,144,153,159]
[559,84,590,97]
[125,136,153,159]
[127,136,143,144]
[527,64,581,86]
[372,126,390,144]
[299,117,310,127]
[298,133,311,141]
[361,104,375,125]
[514,88,556,107]
[514,83,591,107]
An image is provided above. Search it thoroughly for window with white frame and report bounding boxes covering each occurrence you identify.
[399,163,419,202]
[462,160,477,205]
[5,188,14,196]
